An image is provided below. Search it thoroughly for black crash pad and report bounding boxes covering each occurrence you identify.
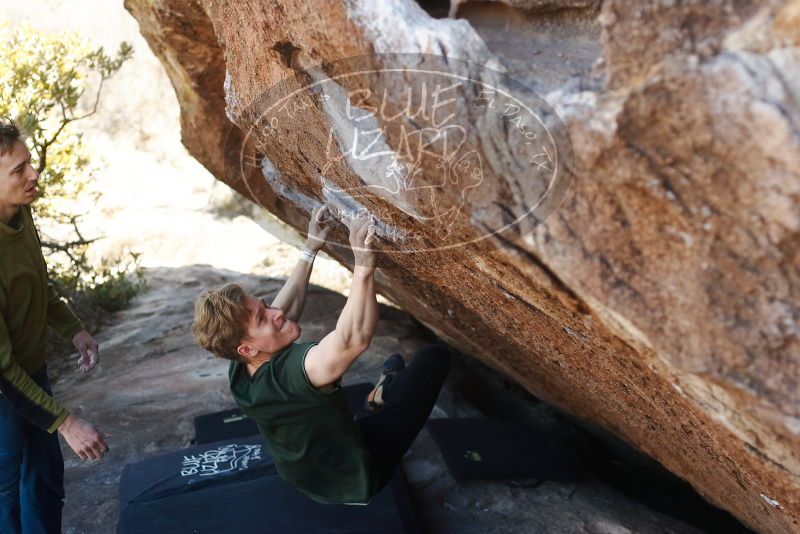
[117,436,420,534]
[193,382,374,445]
[427,417,582,483]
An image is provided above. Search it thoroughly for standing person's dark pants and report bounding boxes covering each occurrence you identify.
[357,344,451,489]
[0,366,64,534]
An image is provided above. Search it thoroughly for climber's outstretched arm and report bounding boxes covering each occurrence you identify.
[271,205,331,322]
[271,257,314,323]
[304,266,377,388]
[304,216,377,389]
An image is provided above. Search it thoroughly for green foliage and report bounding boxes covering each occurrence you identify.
[0,22,143,314]
[84,252,147,313]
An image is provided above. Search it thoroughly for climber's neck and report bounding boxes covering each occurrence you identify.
[244,351,276,377]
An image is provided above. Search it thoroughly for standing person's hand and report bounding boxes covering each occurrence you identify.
[72,329,99,373]
[306,205,331,252]
[58,414,109,460]
[348,213,377,272]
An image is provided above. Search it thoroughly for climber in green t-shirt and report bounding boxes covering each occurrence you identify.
[192,206,450,505]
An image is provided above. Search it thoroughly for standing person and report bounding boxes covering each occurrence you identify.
[192,208,450,505]
[0,118,109,534]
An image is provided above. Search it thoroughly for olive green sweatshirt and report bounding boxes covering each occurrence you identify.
[0,205,84,432]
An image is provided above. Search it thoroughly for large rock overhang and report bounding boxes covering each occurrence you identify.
[124,1,800,531]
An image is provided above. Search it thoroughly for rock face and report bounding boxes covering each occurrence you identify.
[123,1,799,531]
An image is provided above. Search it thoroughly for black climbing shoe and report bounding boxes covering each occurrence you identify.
[366,353,405,414]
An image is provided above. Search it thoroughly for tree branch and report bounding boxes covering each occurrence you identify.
[70,76,107,122]
[40,236,102,251]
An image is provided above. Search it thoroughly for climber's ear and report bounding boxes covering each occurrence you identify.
[237,342,258,360]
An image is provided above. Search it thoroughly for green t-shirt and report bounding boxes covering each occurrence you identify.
[229,341,379,504]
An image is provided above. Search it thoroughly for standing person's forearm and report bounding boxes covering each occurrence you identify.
[338,267,378,348]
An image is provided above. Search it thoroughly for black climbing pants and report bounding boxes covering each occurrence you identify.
[356,343,451,491]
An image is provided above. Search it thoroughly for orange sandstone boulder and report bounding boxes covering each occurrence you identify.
[124,1,800,531]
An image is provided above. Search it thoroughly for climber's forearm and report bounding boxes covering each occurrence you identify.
[270,253,314,322]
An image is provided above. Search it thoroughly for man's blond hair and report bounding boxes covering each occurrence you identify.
[192,283,250,361]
